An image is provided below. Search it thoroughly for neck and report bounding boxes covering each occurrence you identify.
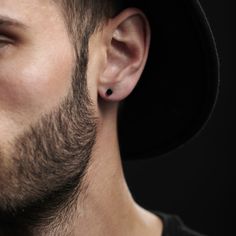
[0,113,163,236]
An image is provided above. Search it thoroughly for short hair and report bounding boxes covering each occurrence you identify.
[53,0,121,52]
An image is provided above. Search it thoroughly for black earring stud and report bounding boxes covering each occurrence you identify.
[106,89,113,96]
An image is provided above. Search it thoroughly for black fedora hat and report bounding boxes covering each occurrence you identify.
[117,0,220,160]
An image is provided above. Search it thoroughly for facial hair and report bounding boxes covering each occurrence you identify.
[0,38,97,233]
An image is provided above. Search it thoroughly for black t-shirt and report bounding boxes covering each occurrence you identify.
[152,210,207,236]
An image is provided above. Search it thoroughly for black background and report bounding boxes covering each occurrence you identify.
[122,1,235,235]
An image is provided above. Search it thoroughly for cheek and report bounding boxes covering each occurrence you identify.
[0,45,74,118]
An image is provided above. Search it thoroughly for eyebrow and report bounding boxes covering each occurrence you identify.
[0,15,29,30]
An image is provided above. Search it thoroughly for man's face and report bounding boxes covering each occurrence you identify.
[0,0,97,214]
[0,0,74,148]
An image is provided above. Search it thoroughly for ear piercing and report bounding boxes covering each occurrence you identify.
[106,89,113,96]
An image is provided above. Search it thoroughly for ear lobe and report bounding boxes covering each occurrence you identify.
[98,9,151,102]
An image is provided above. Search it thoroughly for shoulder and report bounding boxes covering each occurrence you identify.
[152,210,207,236]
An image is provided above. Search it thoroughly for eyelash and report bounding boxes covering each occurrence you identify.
[0,34,14,49]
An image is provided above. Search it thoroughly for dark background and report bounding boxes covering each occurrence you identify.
[122,1,235,235]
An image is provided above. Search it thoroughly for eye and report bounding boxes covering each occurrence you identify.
[0,34,14,48]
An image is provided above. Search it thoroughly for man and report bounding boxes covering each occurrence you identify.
[0,0,219,235]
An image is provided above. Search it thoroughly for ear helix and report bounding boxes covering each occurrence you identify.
[106,89,113,97]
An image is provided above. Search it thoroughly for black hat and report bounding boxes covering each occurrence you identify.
[118,0,220,160]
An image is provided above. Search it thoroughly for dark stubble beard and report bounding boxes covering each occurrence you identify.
[0,37,97,234]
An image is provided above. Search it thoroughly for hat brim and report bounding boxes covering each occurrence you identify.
[118,0,220,160]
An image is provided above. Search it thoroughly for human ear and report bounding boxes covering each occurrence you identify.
[98,8,151,102]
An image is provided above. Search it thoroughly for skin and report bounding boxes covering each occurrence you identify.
[0,0,163,235]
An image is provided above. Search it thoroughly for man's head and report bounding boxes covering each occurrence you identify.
[0,0,150,226]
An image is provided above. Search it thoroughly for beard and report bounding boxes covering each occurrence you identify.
[0,39,97,231]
